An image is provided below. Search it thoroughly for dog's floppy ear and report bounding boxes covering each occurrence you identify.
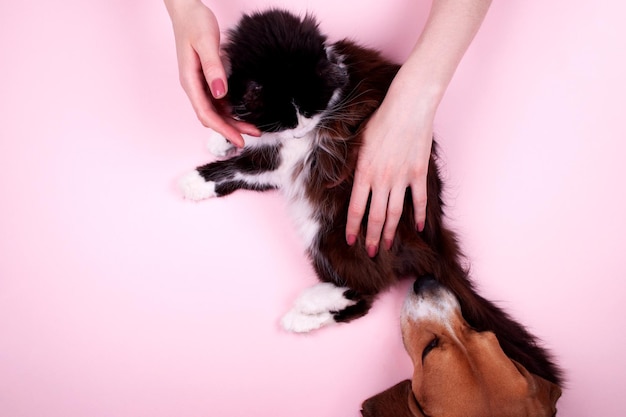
[511,360,562,416]
[361,380,424,417]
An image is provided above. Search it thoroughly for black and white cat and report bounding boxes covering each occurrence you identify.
[178,9,561,385]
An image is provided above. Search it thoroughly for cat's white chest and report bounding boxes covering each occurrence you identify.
[278,137,320,252]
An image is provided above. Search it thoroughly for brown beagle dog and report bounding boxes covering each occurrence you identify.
[362,276,562,417]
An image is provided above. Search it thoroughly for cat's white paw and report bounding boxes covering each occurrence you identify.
[206,132,235,157]
[179,171,216,201]
[280,283,356,333]
[290,282,355,314]
[281,310,334,333]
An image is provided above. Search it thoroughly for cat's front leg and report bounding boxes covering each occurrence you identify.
[179,145,282,201]
[205,130,236,158]
[179,170,220,200]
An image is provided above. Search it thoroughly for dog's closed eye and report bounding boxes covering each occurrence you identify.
[422,336,439,362]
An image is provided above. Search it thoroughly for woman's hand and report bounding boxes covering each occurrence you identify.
[346,0,492,256]
[346,73,435,257]
[164,0,259,146]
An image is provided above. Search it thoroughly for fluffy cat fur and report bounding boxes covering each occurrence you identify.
[179,9,562,385]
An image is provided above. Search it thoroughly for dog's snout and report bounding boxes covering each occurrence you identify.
[403,274,461,325]
[413,274,438,295]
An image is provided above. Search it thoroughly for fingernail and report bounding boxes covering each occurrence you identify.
[383,239,393,251]
[367,244,378,258]
[417,221,425,232]
[347,234,357,246]
[210,79,226,98]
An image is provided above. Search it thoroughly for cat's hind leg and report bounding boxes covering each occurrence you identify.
[280,283,371,333]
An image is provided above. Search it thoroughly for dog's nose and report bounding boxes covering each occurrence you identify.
[413,274,438,294]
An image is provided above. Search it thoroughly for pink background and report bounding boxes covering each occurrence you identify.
[1,0,625,416]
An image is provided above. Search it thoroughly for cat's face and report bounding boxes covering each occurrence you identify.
[224,10,348,135]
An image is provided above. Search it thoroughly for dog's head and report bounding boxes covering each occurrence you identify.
[362,276,561,417]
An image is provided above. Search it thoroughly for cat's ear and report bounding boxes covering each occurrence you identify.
[323,47,349,89]
[243,80,264,111]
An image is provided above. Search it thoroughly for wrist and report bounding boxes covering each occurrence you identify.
[386,71,442,123]
[165,0,203,17]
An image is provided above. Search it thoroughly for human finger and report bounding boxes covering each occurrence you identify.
[381,186,407,251]
[346,175,371,246]
[184,67,259,144]
[228,118,262,137]
[411,175,428,232]
[364,187,390,258]
[184,7,227,100]
[177,52,245,147]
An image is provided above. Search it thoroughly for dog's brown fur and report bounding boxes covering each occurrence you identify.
[362,277,562,416]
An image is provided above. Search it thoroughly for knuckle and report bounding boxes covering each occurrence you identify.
[347,201,366,217]
[354,176,371,190]
[409,163,429,179]
[367,213,386,227]
[196,113,212,128]
[196,110,213,127]
[387,205,403,220]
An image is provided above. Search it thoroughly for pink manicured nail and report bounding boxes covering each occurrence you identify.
[210,79,226,98]
[383,239,393,251]
[347,234,357,246]
[417,221,425,232]
[367,244,378,258]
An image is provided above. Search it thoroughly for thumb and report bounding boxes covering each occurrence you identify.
[201,52,228,99]
[195,26,228,99]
